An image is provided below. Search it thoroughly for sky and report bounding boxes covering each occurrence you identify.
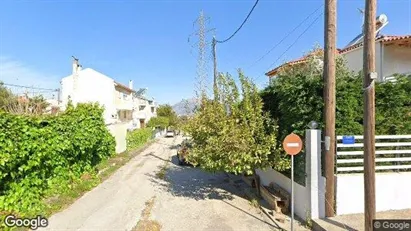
[0,0,410,105]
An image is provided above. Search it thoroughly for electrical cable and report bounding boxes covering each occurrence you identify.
[265,12,324,71]
[215,0,260,44]
[247,4,324,69]
[251,11,323,83]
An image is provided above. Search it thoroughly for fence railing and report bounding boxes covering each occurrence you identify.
[336,135,411,173]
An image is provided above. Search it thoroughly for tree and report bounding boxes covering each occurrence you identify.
[184,71,288,175]
[157,104,178,127]
[0,82,16,110]
[147,116,169,130]
[0,82,50,115]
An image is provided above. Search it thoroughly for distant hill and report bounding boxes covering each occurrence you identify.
[172,98,199,116]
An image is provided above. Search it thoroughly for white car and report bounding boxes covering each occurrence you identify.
[166,130,175,137]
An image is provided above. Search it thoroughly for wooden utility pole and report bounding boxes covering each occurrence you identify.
[323,0,337,217]
[363,0,377,230]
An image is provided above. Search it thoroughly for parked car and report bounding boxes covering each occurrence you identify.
[165,130,175,137]
[176,139,193,165]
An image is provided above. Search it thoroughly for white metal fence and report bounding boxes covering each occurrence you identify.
[336,135,411,173]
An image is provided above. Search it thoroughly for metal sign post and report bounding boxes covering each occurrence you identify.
[283,133,303,231]
[291,154,294,231]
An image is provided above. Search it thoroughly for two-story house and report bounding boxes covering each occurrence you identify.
[266,14,411,82]
[130,88,157,129]
[60,58,135,125]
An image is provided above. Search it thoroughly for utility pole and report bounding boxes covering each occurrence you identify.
[363,0,377,230]
[323,0,337,217]
[212,36,218,100]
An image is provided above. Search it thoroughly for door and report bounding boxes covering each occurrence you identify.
[139,119,145,128]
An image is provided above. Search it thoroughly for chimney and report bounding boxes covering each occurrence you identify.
[72,56,82,74]
[129,80,133,90]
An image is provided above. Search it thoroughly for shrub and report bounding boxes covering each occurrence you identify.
[147,116,169,130]
[126,128,153,151]
[0,103,115,219]
[184,72,287,175]
[261,55,411,184]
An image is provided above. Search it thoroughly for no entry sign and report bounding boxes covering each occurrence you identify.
[282,133,303,231]
[282,133,303,155]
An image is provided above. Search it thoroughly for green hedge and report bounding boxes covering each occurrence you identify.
[261,59,411,184]
[0,103,115,217]
[126,128,153,151]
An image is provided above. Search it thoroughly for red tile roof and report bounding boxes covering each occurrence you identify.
[338,35,411,54]
[114,81,135,93]
[266,34,411,77]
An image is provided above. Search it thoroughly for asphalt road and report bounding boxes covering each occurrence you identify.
[39,136,277,231]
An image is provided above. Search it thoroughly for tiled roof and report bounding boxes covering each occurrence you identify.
[114,81,136,93]
[338,34,411,54]
[266,34,411,77]
[265,49,323,76]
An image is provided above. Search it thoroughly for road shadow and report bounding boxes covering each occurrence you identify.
[147,161,235,200]
[146,156,272,208]
[145,158,280,229]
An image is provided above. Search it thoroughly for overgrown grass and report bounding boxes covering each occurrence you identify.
[132,196,161,231]
[155,163,169,180]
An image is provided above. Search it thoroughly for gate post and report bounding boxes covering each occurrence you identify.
[305,129,325,219]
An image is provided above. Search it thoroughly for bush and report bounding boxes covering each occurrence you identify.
[184,72,287,175]
[147,116,169,130]
[0,103,115,219]
[126,128,153,151]
[261,55,411,184]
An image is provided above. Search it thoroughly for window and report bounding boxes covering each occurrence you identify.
[151,107,155,113]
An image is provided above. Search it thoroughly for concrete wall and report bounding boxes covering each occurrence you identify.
[256,168,309,220]
[106,122,128,154]
[335,172,411,215]
[256,129,326,221]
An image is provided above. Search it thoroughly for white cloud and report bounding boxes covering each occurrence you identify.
[0,56,60,90]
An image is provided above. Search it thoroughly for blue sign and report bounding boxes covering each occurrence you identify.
[342,136,355,144]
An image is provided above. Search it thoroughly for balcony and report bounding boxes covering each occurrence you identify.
[115,92,133,110]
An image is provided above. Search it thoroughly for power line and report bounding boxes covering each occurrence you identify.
[247,4,323,69]
[252,11,323,83]
[265,12,324,73]
[215,0,260,44]
[2,83,59,91]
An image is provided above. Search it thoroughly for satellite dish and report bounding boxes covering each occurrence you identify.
[377,14,388,24]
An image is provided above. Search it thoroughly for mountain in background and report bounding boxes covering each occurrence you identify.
[172,98,199,116]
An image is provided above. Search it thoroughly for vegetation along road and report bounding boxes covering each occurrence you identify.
[39,136,277,231]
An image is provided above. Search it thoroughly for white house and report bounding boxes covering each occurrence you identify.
[60,58,157,127]
[266,14,411,82]
[130,89,157,129]
[339,34,411,82]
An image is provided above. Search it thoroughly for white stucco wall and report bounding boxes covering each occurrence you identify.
[106,122,128,154]
[383,45,411,78]
[342,42,383,81]
[131,98,157,129]
[335,172,411,215]
[256,168,309,220]
[342,41,410,81]
[61,68,117,124]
